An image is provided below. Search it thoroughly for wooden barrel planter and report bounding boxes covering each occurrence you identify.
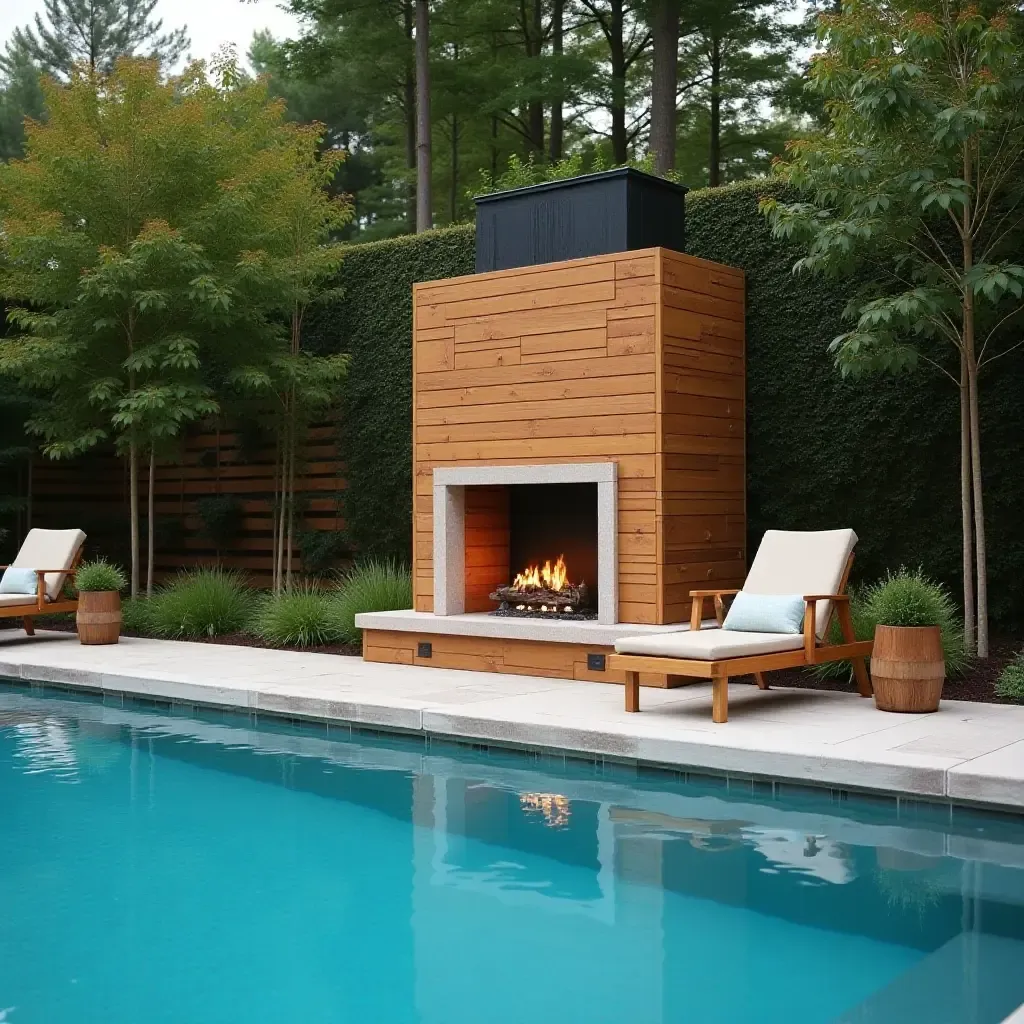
[870,625,944,713]
[77,591,122,645]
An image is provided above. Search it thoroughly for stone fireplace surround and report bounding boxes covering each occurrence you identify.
[432,462,618,624]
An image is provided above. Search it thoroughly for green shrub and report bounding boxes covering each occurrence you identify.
[196,495,244,551]
[865,568,969,676]
[812,571,969,682]
[332,559,412,644]
[253,585,341,647]
[996,652,1024,703]
[119,596,152,634]
[147,568,254,638]
[75,558,127,593]
[298,529,348,577]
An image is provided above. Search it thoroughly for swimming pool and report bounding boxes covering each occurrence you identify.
[2,683,1023,1024]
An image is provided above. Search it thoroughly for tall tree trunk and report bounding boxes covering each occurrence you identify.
[275,409,287,594]
[146,445,155,598]
[129,438,139,599]
[286,405,297,592]
[549,0,564,163]
[450,113,459,223]
[271,433,281,593]
[609,0,628,164]
[415,0,432,232]
[960,353,975,652]
[708,32,721,186]
[650,0,680,174]
[403,0,417,233]
[525,0,545,155]
[25,453,32,533]
[967,357,988,658]
[962,143,988,657]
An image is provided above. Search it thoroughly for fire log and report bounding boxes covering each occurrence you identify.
[489,582,590,610]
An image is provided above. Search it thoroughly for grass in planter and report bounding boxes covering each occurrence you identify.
[332,559,412,644]
[147,568,254,639]
[75,559,127,593]
[810,570,969,684]
[996,652,1024,702]
[253,585,341,647]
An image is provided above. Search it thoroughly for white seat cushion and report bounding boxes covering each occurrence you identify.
[614,628,804,660]
[0,593,38,608]
[11,528,86,601]
[743,529,857,639]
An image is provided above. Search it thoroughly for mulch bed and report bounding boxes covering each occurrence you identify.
[4,619,1020,705]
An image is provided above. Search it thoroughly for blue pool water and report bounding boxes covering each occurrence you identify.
[2,685,1024,1024]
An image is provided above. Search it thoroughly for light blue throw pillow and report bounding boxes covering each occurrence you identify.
[0,566,39,596]
[722,591,805,634]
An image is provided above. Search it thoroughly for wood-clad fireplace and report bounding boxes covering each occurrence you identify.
[357,246,746,684]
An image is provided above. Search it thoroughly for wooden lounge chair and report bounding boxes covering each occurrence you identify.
[609,529,873,723]
[0,529,86,636]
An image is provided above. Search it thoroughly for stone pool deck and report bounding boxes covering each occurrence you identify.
[1,630,1022,811]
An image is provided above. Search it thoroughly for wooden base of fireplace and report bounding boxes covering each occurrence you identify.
[362,628,688,688]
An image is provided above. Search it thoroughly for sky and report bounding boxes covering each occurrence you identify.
[0,0,303,69]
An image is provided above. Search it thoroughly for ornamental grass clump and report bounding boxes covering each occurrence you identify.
[119,597,153,635]
[253,585,341,647]
[865,569,968,677]
[332,560,412,644]
[147,568,254,639]
[75,559,127,593]
[995,653,1024,703]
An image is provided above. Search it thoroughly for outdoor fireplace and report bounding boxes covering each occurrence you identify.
[432,463,617,625]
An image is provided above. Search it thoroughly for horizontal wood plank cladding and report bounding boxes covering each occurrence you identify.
[410,247,745,629]
[30,422,345,588]
[659,249,747,616]
[361,630,683,687]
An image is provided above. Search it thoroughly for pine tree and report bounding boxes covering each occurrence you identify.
[0,38,45,162]
[9,0,189,79]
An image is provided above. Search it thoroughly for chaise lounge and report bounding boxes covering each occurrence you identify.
[609,529,873,723]
[0,529,86,636]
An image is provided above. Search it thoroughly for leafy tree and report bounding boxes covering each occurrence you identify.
[8,0,189,78]
[0,58,350,596]
[761,0,1024,657]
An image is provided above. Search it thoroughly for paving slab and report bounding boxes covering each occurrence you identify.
[1,630,1023,810]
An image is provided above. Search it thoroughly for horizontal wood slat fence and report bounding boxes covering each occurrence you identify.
[28,422,346,587]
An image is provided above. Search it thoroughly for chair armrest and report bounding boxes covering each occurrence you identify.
[803,594,848,603]
[32,568,78,574]
[689,589,740,598]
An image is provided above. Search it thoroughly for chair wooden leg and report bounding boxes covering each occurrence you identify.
[712,675,729,723]
[851,657,873,698]
[23,617,35,636]
[624,671,640,713]
[754,672,769,690]
[837,601,873,697]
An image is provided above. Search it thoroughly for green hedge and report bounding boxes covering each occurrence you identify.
[314,183,1024,626]
[304,225,474,557]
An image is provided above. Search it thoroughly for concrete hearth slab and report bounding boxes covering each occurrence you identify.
[2,630,1023,811]
[354,609,695,646]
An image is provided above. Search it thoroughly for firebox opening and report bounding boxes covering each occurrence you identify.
[493,482,599,620]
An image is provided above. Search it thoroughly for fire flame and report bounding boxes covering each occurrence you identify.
[512,554,569,592]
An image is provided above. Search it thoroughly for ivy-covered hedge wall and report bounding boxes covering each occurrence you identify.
[314,182,1023,626]
[304,225,474,557]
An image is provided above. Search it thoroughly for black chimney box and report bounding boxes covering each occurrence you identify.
[473,167,688,273]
